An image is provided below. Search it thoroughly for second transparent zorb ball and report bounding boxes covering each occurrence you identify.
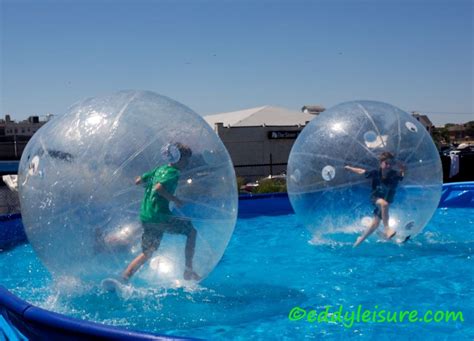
[287,101,442,242]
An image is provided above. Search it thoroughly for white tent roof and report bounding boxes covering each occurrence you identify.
[204,105,316,127]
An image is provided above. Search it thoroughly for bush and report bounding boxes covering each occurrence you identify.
[254,177,287,194]
[237,176,247,192]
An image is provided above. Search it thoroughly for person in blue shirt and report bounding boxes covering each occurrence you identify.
[345,152,405,247]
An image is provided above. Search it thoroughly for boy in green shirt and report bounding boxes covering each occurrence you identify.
[122,143,201,282]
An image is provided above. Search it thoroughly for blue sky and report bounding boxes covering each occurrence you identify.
[1,0,472,126]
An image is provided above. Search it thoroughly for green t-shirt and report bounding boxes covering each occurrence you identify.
[139,164,180,223]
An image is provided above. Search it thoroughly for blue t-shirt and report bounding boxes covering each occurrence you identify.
[366,169,403,203]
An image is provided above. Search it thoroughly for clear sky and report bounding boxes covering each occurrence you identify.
[1,0,472,126]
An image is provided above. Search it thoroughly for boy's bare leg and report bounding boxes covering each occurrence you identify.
[122,252,152,282]
[183,228,201,280]
[354,216,381,247]
[377,198,396,239]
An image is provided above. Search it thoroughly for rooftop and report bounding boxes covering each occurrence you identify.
[204,105,317,127]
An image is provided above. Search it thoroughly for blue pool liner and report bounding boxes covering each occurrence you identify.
[0,286,196,340]
[0,214,26,251]
[1,181,473,340]
[239,181,474,216]
[439,181,474,208]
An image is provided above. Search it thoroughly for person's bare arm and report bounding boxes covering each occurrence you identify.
[154,183,183,207]
[344,165,366,175]
[398,163,406,177]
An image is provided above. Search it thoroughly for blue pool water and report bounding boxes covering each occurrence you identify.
[1,208,473,340]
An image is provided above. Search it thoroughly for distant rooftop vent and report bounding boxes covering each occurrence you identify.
[28,116,40,124]
[301,105,325,115]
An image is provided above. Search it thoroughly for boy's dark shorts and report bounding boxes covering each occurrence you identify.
[371,194,395,219]
[373,206,382,219]
[141,217,194,254]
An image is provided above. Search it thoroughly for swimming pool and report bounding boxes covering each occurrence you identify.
[1,187,473,340]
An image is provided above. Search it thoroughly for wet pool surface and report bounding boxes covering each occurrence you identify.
[1,208,473,340]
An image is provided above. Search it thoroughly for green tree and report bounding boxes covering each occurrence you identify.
[432,127,450,148]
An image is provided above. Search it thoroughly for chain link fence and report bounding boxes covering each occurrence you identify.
[234,162,287,182]
[0,186,20,215]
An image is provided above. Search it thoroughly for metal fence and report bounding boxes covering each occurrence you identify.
[234,162,287,181]
[0,186,20,215]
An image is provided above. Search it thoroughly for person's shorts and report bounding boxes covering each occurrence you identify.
[372,205,382,219]
[371,195,393,219]
[141,217,194,254]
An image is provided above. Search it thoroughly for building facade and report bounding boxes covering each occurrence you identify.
[206,106,437,180]
[412,112,434,134]
[205,105,323,180]
[213,123,303,179]
[447,124,472,143]
[0,115,50,159]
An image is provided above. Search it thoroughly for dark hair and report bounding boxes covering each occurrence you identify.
[379,151,394,162]
[175,142,192,159]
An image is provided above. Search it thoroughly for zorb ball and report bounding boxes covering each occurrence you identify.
[18,90,237,286]
[287,101,442,242]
